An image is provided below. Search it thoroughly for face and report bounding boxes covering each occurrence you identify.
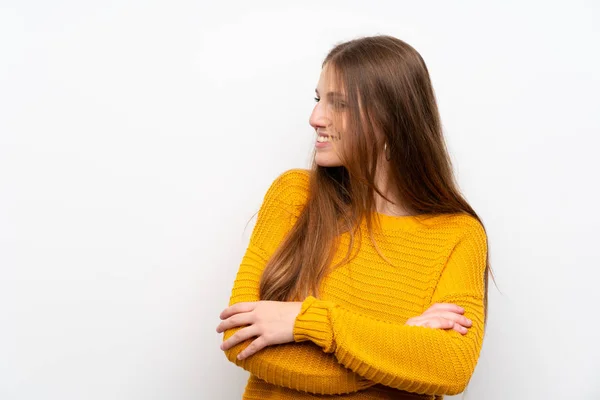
[309,63,348,167]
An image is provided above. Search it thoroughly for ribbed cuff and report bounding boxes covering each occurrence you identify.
[293,295,336,353]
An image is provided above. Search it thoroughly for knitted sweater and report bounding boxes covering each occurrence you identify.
[221,168,488,399]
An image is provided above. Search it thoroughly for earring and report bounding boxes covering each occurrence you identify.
[384,142,391,161]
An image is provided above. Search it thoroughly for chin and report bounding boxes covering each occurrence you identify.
[315,154,343,167]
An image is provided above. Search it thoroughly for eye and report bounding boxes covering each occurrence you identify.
[333,100,346,109]
[314,97,320,103]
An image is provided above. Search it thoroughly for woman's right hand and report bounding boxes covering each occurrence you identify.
[405,303,472,335]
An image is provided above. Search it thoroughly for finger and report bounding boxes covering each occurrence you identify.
[404,316,427,327]
[216,312,255,333]
[426,311,472,328]
[220,325,260,351]
[424,317,455,330]
[408,316,469,335]
[408,316,454,329]
[423,303,465,315]
[416,312,471,329]
[451,322,469,335]
[423,317,468,334]
[220,302,258,320]
[237,336,268,360]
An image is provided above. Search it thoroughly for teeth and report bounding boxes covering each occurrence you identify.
[317,136,337,142]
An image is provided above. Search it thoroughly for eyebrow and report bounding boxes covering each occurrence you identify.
[315,88,345,97]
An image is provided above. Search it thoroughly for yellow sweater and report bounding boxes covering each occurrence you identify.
[222,168,488,399]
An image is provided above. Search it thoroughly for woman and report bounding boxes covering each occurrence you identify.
[216,35,492,399]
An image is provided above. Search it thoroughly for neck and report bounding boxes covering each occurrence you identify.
[373,163,414,216]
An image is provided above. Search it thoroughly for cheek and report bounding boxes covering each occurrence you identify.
[330,116,346,136]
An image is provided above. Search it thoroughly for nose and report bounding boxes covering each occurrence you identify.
[309,101,327,131]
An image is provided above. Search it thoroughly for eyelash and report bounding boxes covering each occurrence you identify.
[314,96,346,109]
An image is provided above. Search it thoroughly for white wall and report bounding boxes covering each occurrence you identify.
[1,1,598,399]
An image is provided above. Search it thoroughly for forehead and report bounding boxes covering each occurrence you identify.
[316,64,346,96]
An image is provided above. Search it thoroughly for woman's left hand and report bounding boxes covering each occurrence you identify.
[216,300,303,360]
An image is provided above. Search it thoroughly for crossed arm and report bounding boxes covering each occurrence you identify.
[291,224,488,396]
[221,243,377,395]
[219,171,487,396]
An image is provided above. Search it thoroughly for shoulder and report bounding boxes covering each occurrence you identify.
[442,213,488,254]
[263,168,310,208]
[420,212,483,232]
[447,213,485,235]
[421,213,487,248]
[248,169,310,251]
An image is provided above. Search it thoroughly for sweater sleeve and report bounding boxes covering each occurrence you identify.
[221,169,376,395]
[293,220,488,396]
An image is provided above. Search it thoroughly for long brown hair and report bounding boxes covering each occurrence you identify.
[257,35,495,322]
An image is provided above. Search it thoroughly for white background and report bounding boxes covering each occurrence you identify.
[1,1,599,399]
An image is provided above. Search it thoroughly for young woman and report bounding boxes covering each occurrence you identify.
[216,35,492,400]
